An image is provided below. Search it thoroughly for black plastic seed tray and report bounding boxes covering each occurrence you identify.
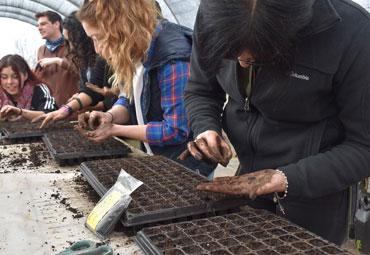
[42,130,131,166]
[1,120,75,142]
[134,208,354,255]
[79,156,249,227]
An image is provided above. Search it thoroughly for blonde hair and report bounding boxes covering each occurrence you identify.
[77,0,160,99]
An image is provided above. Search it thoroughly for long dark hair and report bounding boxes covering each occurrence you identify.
[63,11,97,72]
[0,54,42,90]
[197,0,315,75]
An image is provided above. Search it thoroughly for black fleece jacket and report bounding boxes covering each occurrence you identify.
[185,0,370,243]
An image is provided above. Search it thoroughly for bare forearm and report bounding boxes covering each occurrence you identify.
[111,124,148,142]
[21,109,47,121]
[83,102,104,112]
[109,105,130,124]
[67,93,92,112]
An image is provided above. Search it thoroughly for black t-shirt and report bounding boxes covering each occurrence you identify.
[79,58,116,111]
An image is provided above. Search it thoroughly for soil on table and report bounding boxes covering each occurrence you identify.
[48,173,108,226]
[72,174,101,203]
[0,143,49,172]
[29,143,49,167]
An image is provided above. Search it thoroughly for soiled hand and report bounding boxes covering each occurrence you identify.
[75,123,114,143]
[78,112,90,128]
[77,111,111,130]
[197,169,287,200]
[0,105,21,119]
[178,130,232,166]
[31,108,69,129]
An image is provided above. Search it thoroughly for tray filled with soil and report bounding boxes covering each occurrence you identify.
[42,130,131,166]
[80,156,248,227]
[134,208,353,255]
[1,120,75,142]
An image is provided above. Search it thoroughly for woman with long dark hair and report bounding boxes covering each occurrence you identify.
[63,11,97,89]
[63,11,117,112]
[181,0,370,245]
[0,54,57,121]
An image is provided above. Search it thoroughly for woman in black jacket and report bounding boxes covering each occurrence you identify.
[181,0,370,245]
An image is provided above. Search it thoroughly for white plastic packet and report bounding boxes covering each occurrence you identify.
[85,169,143,239]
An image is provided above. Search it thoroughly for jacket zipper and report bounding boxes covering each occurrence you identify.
[246,113,258,172]
[244,97,250,111]
[244,67,262,172]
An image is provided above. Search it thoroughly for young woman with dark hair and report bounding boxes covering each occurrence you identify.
[63,10,97,88]
[197,0,315,75]
[181,0,370,245]
[0,54,57,121]
[62,11,117,112]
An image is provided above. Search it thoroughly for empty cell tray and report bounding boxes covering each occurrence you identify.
[79,156,249,227]
[1,120,75,142]
[134,208,354,255]
[42,130,131,166]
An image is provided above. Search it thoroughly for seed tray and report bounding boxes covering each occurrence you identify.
[42,130,131,166]
[134,208,353,255]
[1,120,75,142]
[79,156,248,226]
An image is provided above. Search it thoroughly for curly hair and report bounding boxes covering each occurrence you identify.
[63,11,97,72]
[77,0,160,99]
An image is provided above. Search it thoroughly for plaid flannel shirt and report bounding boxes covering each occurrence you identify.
[114,26,190,147]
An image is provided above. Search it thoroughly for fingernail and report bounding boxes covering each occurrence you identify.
[195,153,202,160]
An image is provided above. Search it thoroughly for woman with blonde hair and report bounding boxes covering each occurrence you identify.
[72,0,215,176]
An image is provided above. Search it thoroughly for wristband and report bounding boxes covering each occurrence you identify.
[273,169,288,215]
[73,97,83,111]
[18,108,23,116]
[274,169,288,199]
[60,105,73,116]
